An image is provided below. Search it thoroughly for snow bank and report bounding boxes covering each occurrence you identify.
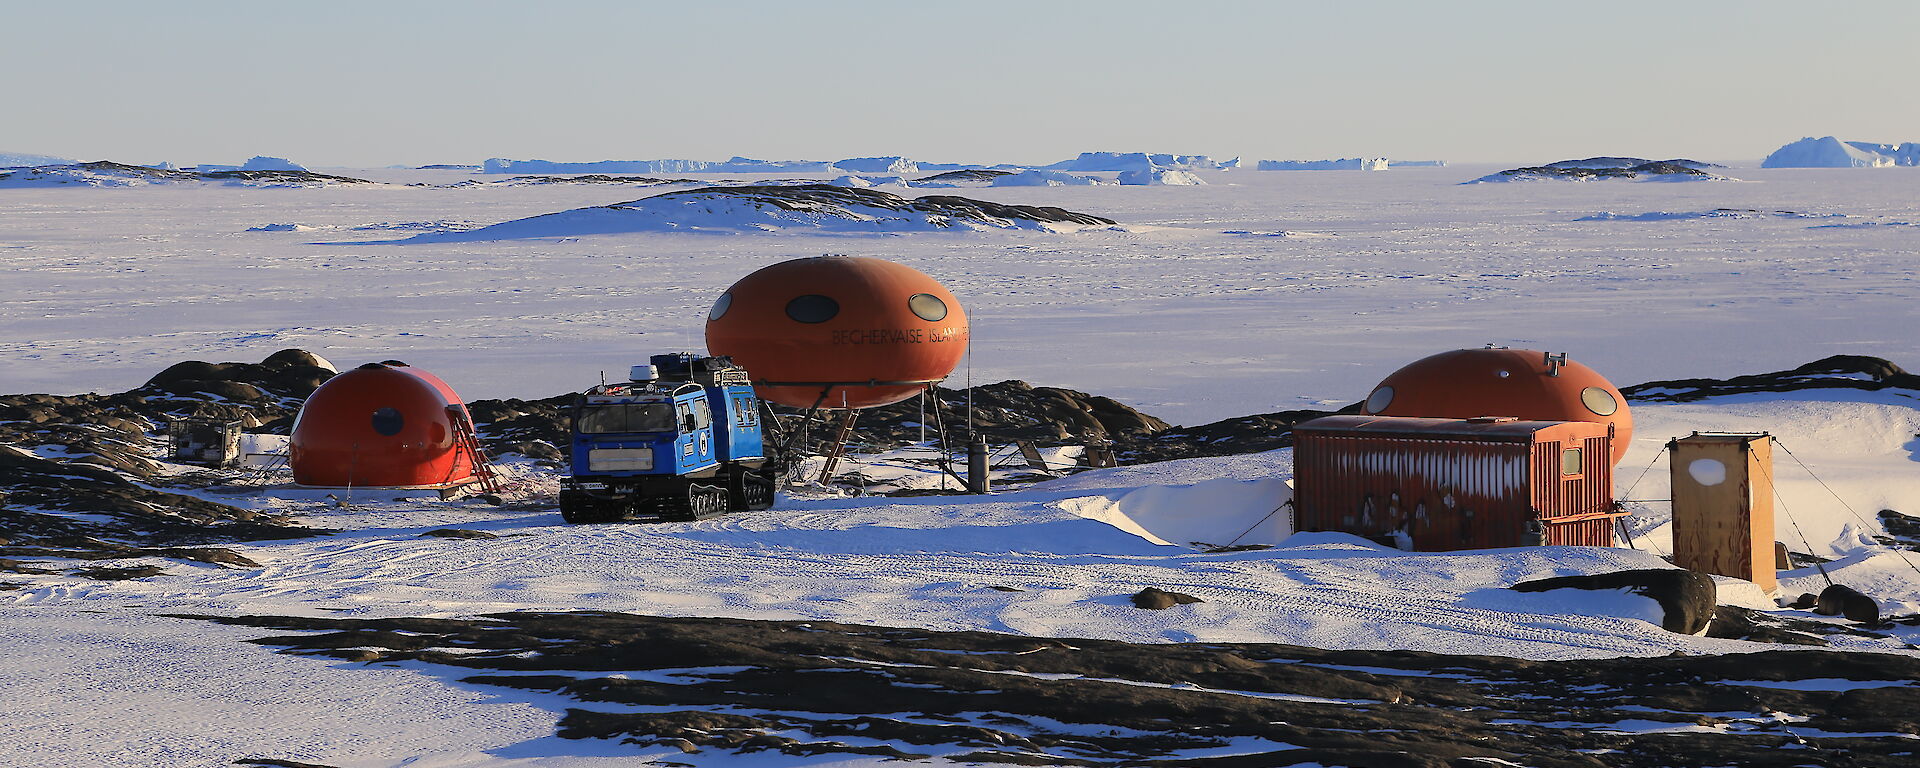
[1118,168,1207,186]
[1056,477,1292,547]
[1762,136,1920,168]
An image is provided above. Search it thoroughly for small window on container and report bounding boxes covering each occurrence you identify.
[1562,447,1584,476]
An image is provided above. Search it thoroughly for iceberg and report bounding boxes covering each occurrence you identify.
[989,170,1109,187]
[1761,136,1920,168]
[831,157,919,174]
[1257,158,1389,171]
[0,151,74,168]
[1041,152,1228,172]
[240,156,308,172]
[1117,168,1206,186]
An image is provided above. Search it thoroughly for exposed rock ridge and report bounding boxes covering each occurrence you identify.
[199,610,1920,768]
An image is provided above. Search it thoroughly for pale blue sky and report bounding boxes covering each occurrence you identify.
[6,0,1916,167]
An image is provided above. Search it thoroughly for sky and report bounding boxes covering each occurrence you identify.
[5,0,1917,168]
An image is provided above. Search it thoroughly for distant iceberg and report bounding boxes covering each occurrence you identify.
[241,156,308,172]
[831,157,919,174]
[0,151,74,168]
[1041,152,1228,172]
[481,156,998,175]
[1257,158,1389,171]
[1117,168,1205,186]
[989,170,1110,187]
[1761,136,1920,168]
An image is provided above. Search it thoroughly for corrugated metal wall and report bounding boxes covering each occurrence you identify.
[1296,434,1530,550]
[1298,428,1617,551]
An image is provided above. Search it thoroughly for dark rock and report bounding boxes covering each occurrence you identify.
[155,547,262,568]
[1484,160,1715,181]
[421,529,499,540]
[1876,509,1920,550]
[637,185,1117,226]
[77,565,165,580]
[914,169,1014,182]
[1816,584,1880,624]
[260,349,333,370]
[0,558,54,574]
[1511,569,1715,634]
[1705,606,1828,646]
[1131,587,1203,609]
[195,610,1920,768]
[1623,355,1920,403]
[235,759,345,768]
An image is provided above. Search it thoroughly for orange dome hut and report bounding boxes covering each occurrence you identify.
[289,362,489,489]
[1362,348,1633,464]
[705,256,969,409]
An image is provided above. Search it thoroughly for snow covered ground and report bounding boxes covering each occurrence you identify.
[4,162,1920,767]
[4,164,1919,426]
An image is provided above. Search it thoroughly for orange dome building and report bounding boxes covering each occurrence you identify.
[705,256,969,409]
[289,362,488,489]
[1362,348,1633,464]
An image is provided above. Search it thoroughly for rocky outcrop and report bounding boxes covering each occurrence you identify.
[0,161,373,187]
[1471,160,1720,183]
[1131,587,1203,609]
[1622,355,1920,402]
[0,350,334,558]
[202,610,1920,767]
[913,169,1013,183]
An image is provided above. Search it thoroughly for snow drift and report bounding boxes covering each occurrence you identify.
[399,184,1119,240]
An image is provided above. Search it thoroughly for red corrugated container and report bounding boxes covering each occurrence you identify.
[1293,415,1619,551]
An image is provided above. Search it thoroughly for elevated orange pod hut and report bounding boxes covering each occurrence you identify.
[289,361,492,489]
[1361,348,1633,464]
[704,255,969,409]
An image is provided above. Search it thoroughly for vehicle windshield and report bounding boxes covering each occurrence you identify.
[575,403,677,434]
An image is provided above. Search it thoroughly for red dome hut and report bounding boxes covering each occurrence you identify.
[704,256,969,409]
[289,362,489,489]
[1362,348,1633,464]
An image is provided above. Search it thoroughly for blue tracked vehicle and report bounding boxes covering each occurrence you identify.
[559,354,780,523]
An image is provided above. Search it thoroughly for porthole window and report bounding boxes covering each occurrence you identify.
[908,293,948,322]
[785,294,839,323]
[1580,386,1618,416]
[371,407,404,436]
[1364,386,1394,414]
[708,292,733,321]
